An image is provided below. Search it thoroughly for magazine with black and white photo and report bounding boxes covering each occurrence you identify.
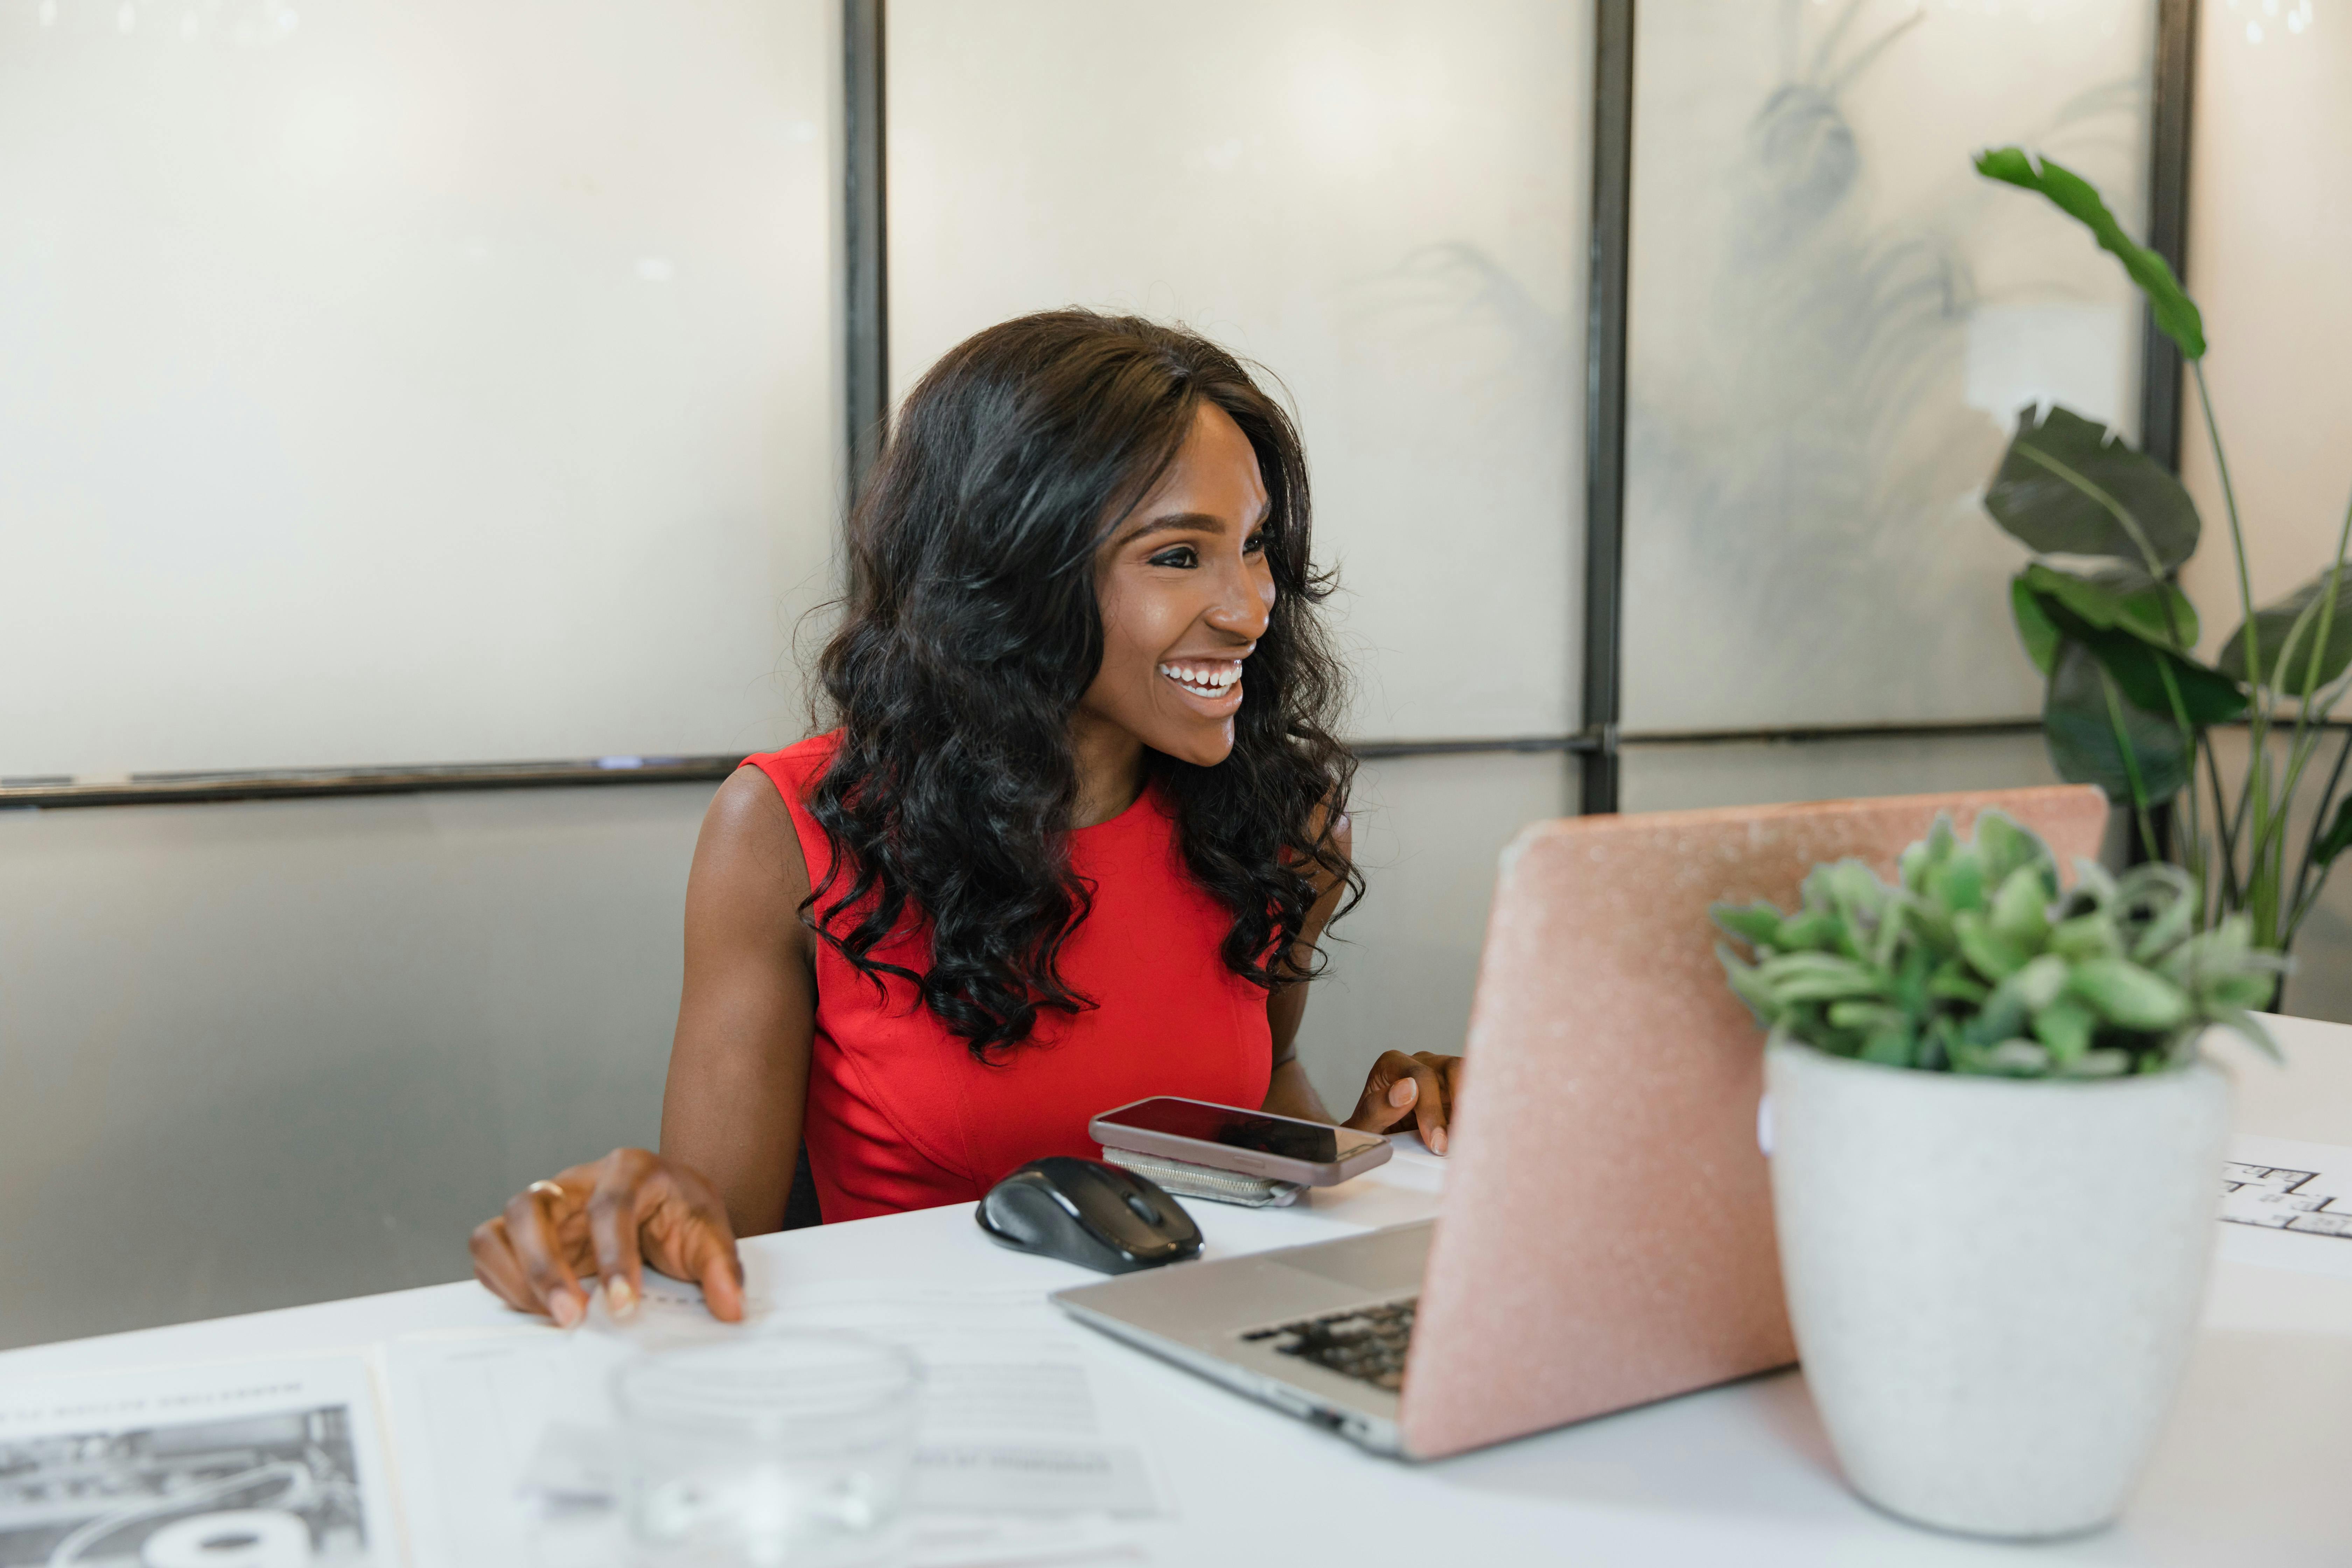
[0,1352,399,1567]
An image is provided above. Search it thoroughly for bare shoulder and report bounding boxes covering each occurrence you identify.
[1306,793,1354,864]
[689,767,813,940]
[1300,791,1354,908]
[1320,800,1354,862]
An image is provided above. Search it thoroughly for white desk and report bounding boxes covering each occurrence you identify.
[7,1018,2351,1566]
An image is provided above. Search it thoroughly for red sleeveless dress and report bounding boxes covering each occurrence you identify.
[746,733,1274,1221]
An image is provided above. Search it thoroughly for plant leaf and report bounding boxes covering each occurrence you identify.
[1861,1026,1914,1068]
[2011,953,2071,1013]
[1972,811,2056,892]
[2043,640,2191,803]
[2012,574,2062,676]
[2068,958,2191,1031]
[2032,997,2099,1065]
[1711,902,1785,949]
[2211,1008,2284,1063]
[2020,562,2198,650]
[2216,567,2352,696]
[2064,1048,2132,1078]
[1983,1038,2053,1076]
[1988,864,2053,949]
[1717,944,1780,1024]
[1900,816,1958,892]
[1953,910,2029,982]
[2032,596,2247,726]
[1926,961,1990,1005]
[1927,851,1986,914]
[1777,909,1843,950]
[1756,952,1886,1004]
[2313,795,2352,870]
[1974,147,2207,360]
[2049,911,2122,963]
[1985,406,2200,573]
[1828,1000,1902,1030]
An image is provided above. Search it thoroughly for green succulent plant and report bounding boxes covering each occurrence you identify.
[1714,812,2288,1078]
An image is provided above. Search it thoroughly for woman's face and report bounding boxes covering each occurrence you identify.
[1077,401,1276,768]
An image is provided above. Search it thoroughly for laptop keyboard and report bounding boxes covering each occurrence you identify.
[1241,1298,1418,1392]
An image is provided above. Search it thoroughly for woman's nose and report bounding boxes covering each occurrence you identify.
[1206,576,1273,639]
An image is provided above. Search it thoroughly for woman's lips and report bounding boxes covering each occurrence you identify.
[1158,659,1245,711]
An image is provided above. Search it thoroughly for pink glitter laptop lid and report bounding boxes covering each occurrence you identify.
[1396,785,2109,1459]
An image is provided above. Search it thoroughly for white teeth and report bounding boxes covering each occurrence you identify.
[1158,660,1242,696]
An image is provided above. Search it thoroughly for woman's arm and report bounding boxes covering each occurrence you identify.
[470,766,816,1325]
[1262,812,1348,1124]
[659,766,820,1237]
[1260,812,1463,1152]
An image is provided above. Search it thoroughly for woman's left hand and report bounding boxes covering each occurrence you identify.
[1342,1050,1465,1155]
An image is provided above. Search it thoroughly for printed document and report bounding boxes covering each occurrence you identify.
[385,1275,1163,1567]
[2220,1134,2352,1279]
[0,1353,399,1568]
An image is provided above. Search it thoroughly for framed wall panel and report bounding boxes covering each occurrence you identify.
[1619,0,2159,736]
[2178,0,2349,654]
[1619,729,2062,816]
[886,0,1591,743]
[1289,751,1574,1109]
[0,0,840,780]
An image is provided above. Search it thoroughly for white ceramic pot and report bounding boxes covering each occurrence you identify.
[1765,1037,2229,1540]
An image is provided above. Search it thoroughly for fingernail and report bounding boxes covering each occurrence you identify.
[1388,1079,1415,1108]
[1431,1127,1449,1155]
[550,1292,582,1329]
[606,1276,637,1321]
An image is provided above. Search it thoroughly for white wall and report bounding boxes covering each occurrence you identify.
[2175,2,2352,1016]
[887,0,1590,743]
[2179,2,2351,632]
[0,784,710,1350]
[1620,731,2063,815]
[882,0,1595,1120]
[0,752,1566,1351]
[1291,751,1574,1113]
[1,2,1593,1351]
[19,4,2348,1357]
[1622,0,2154,733]
[0,0,840,779]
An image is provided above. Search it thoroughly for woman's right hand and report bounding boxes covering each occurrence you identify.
[469,1148,747,1326]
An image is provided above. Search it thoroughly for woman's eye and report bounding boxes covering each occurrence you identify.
[1147,546,1198,569]
[1243,531,1268,556]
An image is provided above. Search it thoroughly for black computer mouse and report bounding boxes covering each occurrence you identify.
[975,1156,1202,1274]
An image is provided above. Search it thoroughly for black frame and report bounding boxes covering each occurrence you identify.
[844,0,889,498]
[1571,0,2201,815]
[7,0,2197,813]
[2139,0,2199,472]
[1578,0,1636,813]
[0,757,744,811]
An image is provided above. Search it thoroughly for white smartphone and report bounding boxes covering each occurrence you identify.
[1089,1096,1392,1186]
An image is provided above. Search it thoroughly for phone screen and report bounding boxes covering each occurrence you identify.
[1097,1099,1381,1164]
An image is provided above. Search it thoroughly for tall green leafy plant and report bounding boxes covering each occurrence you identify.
[1975,148,2352,955]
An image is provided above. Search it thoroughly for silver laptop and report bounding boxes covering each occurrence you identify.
[1055,1216,1437,1453]
[1048,794,2078,1457]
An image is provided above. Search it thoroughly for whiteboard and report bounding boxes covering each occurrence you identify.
[0,0,839,779]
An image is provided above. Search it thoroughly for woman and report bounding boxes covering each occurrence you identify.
[470,311,1464,1325]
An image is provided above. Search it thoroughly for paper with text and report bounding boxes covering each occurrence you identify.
[385,1279,1162,1568]
[2219,1135,2352,1280]
[0,1353,401,1568]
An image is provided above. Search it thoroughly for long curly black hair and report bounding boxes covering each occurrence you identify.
[805,310,1359,1060]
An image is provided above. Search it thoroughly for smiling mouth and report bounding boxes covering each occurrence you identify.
[1158,660,1244,700]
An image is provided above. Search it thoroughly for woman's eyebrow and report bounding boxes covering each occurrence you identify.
[1121,510,1229,545]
